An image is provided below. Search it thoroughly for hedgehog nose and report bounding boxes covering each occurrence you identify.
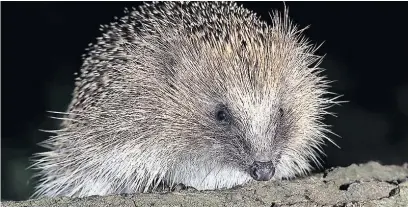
[249,161,275,181]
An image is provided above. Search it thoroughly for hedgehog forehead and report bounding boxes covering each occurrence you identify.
[227,82,281,120]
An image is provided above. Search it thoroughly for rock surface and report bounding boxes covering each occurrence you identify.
[3,162,408,207]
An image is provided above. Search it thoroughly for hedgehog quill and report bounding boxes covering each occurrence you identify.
[31,1,341,198]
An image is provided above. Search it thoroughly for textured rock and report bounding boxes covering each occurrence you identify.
[3,162,408,207]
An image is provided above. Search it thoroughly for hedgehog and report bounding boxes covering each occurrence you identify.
[31,1,340,198]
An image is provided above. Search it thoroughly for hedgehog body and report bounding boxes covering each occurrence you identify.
[32,1,338,198]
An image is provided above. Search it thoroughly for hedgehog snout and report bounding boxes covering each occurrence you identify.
[248,160,275,181]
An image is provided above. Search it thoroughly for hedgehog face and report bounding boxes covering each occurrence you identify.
[212,100,287,182]
[162,27,330,185]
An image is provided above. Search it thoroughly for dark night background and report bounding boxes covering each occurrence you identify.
[1,1,408,201]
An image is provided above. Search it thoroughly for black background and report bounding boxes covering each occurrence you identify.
[2,1,408,201]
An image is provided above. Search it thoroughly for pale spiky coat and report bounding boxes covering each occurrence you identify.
[32,1,339,198]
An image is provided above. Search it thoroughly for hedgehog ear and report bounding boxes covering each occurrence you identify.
[161,55,178,90]
[164,55,177,77]
[241,40,247,49]
[121,41,178,90]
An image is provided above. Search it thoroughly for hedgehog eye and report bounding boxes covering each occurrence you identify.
[279,108,284,117]
[216,109,228,122]
[215,105,232,125]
